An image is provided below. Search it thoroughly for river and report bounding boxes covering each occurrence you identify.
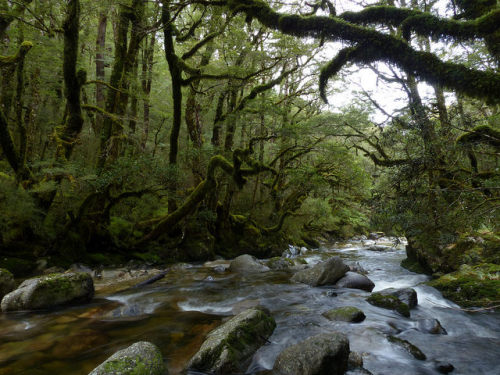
[0,240,499,374]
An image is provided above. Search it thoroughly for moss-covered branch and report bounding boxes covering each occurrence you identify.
[0,41,32,66]
[456,125,500,148]
[227,0,500,103]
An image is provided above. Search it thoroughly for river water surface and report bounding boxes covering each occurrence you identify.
[0,241,499,374]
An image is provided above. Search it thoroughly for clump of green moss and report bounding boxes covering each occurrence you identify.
[428,263,500,307]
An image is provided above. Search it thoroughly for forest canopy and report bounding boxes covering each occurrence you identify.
[0,0,498,271]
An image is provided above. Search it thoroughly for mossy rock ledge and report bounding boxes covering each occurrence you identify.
[0,268,16,299]
[1,272,94,312]
[186,307,276,374]
[88,341,165,375]
[427,264,500,307]
[322,306,366,323]
[273,332,349,375]
[366,288,418,318]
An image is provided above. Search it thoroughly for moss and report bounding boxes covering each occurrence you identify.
[427,264,500,307]
[366,293,410,317]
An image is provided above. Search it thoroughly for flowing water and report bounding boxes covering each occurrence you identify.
[1,241,499,374]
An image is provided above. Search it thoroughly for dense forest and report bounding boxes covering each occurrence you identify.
[0,0,499,374]
[0,0,499,296]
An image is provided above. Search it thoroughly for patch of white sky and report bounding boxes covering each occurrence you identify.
[309,0,459,124]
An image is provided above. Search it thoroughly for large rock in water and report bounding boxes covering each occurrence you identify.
[366,288,417,318]
[291,257,349,287]
[273,332,349,375]
[187,307,276,374]
[229,254,270,273]
[335,272,375,292]
[88,341,165,375]
[0,268,16,299]
[1,272,94,311]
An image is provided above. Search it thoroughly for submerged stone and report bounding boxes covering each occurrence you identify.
[273,332,349,375]
[322,306,366,323]
[187,307,276,374]
[291,257,349,287]
[1,272,94,312]
[388,336,426,360]
[88,341,165,375]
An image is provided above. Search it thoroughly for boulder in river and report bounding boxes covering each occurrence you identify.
[335,272,375,292]
[291,257,349,287]
[187,307,276,374]
[323,306,366,323]
[1,272,94,312]
[229,254,270,273]
[273,332,349,375]
[366,288,417,317]
[0,268,16,299]
[387,335,426,360]
[88,341,165,375]
[367,245,392,252]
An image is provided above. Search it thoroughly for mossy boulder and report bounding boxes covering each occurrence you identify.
[387,336,426,360]
[427,263,500,307]
[88,341,165,375]
[187,307,276,374]
[273,332,349,375]
[335,272,375,292]
[291,257,349,287]
[322,306,366,323]
[0,268,16,299]
[366,288,418,318]
[1,272,94,311]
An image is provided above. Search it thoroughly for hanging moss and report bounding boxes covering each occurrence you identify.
[339,6,500,43]
[227,0,500,103]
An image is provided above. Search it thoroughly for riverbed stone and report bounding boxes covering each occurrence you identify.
[88,341,165,375]
[348,351,364,370]
[387,335,426,360]
[0,268,16,299]
[435,361,454,373]
[335,272,375,292]
[267,257,295,271]
[322,306,366,323]
[416,319,447,335]
[1,272,94,312]
[291,257,349,287]
[187,307,276,374]
[367,245,392,252]
[273,332,349,375]
[229,254,270,273]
